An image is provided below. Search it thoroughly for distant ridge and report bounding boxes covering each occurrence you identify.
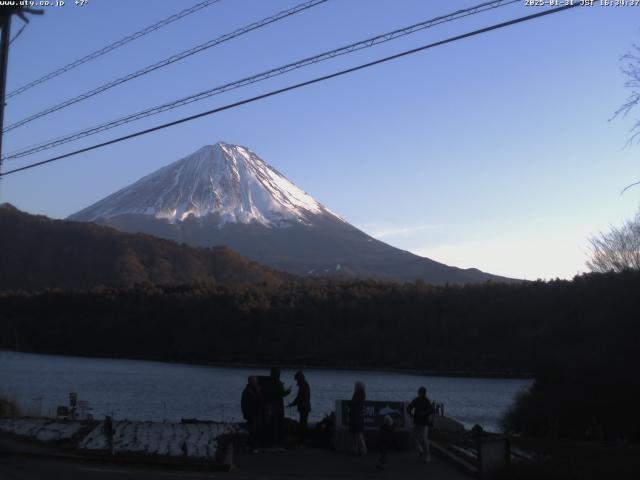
[0,203,289,291]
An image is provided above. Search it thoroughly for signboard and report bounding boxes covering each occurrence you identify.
[335,400,407,430]
[76,400,92,420]
[56,406,70,418]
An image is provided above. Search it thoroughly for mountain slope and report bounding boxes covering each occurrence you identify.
[71,142,340,227]
[0,203,289,291]
[70,142,513,284]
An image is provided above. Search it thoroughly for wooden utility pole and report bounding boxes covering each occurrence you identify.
[0,6,43,185]
[0,11,11,179]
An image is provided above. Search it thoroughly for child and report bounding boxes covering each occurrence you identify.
[376,415,396,470]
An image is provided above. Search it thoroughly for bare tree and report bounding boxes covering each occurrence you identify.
[587,212,640,272]
[614,44,640,193]
[614,44,640,137]
[587,46,640,272]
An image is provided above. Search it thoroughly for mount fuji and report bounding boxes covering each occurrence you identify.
[69,142,509,284]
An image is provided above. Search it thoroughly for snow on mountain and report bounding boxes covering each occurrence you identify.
[70,142,340,227]
[69,141,514,284]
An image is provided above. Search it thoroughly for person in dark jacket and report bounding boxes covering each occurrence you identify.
[241,375,262,452]
[268,367,291,445]
[376,415,397,470]
[288,371,311,445]
[349,381,367,455]
[407,386,434,462]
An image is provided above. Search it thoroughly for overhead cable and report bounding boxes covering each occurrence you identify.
[6,0,225,99]
[0,3,580,178]
[4,0,518,159]
[3,0,328,133]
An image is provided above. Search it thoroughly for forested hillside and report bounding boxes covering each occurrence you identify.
[1,271,637,376]
[0,204,289,290]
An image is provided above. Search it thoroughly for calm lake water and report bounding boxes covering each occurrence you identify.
[0,351,531,432]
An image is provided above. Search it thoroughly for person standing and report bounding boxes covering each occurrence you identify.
[349,381,367,455]
[103,415,114,455]
[241,376,263,453]
[376,414,397,470]
[288,371,311,445]
[407,386,434,462]
[268,367,291,446]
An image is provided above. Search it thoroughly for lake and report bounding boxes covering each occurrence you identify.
[0,351,531,432]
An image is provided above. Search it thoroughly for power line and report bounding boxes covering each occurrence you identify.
[5,0,224,100]
[4,0,519,160]
[3,0,328,133]
[9,23,26,45]
[0,3,579,179]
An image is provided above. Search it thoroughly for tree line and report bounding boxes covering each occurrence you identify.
[1,272,637,372]
[2,271,638,440]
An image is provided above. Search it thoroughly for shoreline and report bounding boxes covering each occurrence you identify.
[0,349,534,380]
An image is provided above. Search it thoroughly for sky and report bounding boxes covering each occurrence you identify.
[1,0,639,280]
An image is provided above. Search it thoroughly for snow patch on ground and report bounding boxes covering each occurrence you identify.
[0,418,238,460]
[0,418,83,442]
[78,421,236,459]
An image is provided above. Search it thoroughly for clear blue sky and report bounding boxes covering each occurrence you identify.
[2,0,639,280]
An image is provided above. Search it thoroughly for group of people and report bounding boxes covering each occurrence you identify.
[348,382,434,467]
[241,368,310,452]
[241,371,435,467]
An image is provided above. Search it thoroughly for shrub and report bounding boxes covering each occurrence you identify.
[0,396,21,417]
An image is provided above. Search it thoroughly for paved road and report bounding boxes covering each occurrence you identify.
[0,449,470,480]
[231,448,470,480]
[0,456,221,480]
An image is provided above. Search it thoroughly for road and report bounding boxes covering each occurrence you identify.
[0,456,221,480]
[0,449,470,480]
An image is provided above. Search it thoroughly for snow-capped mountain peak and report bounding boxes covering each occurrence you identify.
[69,141,511,285]
[70,141,339,227]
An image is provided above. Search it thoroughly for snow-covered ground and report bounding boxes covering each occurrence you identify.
[79,421,237,459]
[0,418,83,442]
[78,421,234,458]
[0,417,239,459]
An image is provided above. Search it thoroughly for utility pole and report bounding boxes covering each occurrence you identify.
[0,10,11,181]
[0,6,43,187]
